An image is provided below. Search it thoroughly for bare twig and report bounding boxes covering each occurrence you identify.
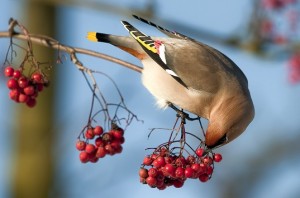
[0,31,143,73]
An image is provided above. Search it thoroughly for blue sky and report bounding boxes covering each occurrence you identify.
[1,0,300,198]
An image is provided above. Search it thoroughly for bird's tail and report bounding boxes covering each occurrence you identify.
[87,32,111,43]
[86,31,146,60]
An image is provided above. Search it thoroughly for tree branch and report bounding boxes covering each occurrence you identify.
[0,31,143,73]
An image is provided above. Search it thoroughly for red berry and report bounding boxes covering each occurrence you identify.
[151,160,160,168]
[36,83,44,92]
[114,145,123,154]
[203,156,213,165]
[31,91,38,98]
[148,168,158,177]
[156,170,165,181]
[143,156,153,166]
[199,173,210,182]
[104,144,115,155]
[79,151,89,163]
[95,137,105,147]
[157,184,167,190]
[93,125,103,136]
[184,167,195,178]
[85,144,96,154]
[139,168,148,178]
[199,163,207,174]
[150,153,158,160]
[111,130,123,139]
[85,128,95,139]
[288,53,300,69]
[191,163,201,174]
[186,155,196,164]
[140,177,146,184]
[4,66,14,77]
[206,165,214,175]
[155,179,165,188]
[116,127,124,135]
[110,141,121,150]
[146,176,157,187]
[9,89,20,101]
[26,98,36,108]
[152,156,166,168]
[173,179,184,188]
[213,153,223,162]
[96,147,106,158]
[18,93,29,103]
[13,70,21,79]
[76,140,86,151]
[118,136,125,144]
[195,148,204,157]
[23,85,35,96]
[175,156,186,167]
[175,167,185,179]
[89,155,99,163]
[18,77,29,88]
[164,156,174,164]
[110,137,122,145]
[31,72,43,83]
[7,78,18,89]
[163,163,176,177]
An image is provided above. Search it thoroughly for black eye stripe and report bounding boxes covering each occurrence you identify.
[207,134,227,149]
[217,135,227,145]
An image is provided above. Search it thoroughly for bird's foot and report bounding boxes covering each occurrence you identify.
[167,102,199,123]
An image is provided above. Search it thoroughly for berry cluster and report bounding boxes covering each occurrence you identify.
[4,66,48,107]
[76,123,125,163]
[139,146,222,190]
[260,0,299,45]
[288,53,300,83]
[262,0,296,10]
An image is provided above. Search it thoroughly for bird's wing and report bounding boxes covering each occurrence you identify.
[121,20,188,87]
[122,20,248,94]
[163,38,250,93]
[132,16,248,89]
[162,40,233,93]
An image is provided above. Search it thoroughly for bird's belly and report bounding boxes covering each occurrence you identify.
[141,59,210,118]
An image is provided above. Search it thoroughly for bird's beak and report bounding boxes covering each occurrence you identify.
[205,144,222,151]
[205,134,228,151]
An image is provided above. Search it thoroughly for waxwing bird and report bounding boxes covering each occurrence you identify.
[86,15,255,149]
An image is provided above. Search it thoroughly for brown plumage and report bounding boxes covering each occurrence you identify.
[87,16,255,149]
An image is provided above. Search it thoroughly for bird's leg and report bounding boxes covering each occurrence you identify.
[167,102,199,122]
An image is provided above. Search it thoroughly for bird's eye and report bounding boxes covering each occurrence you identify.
[217,135,228,145]
[207,134,228,149]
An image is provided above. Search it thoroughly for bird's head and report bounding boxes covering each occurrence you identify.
[205,96,255,150]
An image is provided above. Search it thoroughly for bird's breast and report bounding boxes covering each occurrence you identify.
[141,58,211,118]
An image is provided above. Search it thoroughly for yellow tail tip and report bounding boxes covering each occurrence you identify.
[86,32,98,42]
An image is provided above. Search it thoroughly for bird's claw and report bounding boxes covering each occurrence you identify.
[167,102,199,123]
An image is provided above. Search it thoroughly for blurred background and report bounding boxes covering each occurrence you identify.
[1,0,300,198]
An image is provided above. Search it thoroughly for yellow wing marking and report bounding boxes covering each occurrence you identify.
[129,31,158,54]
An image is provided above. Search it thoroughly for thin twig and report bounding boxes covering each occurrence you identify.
[0,31,143,73]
